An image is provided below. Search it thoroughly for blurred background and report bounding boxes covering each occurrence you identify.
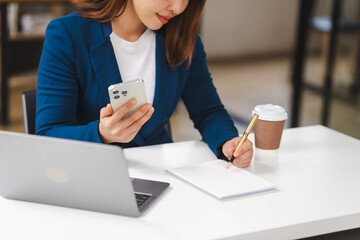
[0,0,359,142]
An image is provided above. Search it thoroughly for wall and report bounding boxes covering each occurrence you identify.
[201,0,298,59]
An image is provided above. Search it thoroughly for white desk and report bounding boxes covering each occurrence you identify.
[1,125,360,239]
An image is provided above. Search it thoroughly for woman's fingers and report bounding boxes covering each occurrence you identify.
[233,149,253,167]
[116,108,154,143]
[100,104,113,118]
[222,137,240,160]
[233,139,252,158]
[112,98,138,120]
[122,103,153,128]
[127,107,154,133]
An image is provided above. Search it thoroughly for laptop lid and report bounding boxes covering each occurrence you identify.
[0,131,169,217]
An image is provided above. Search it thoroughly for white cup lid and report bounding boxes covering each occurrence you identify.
[252,104,288,121]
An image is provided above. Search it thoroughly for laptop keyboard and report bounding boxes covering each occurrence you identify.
[135,193,151,207]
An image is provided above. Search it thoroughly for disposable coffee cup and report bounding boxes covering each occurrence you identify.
[252,104,288,150]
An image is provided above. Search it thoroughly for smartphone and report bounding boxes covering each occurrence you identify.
[108,79,148,119]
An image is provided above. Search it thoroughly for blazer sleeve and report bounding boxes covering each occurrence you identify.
[36,19,102,143]
[182,35,238,155]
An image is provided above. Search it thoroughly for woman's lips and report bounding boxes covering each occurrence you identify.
[157,14,172,24]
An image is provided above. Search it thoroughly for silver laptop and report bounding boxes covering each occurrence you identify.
[0,130,169,217]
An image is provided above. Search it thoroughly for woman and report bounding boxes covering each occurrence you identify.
[36,0,253,168]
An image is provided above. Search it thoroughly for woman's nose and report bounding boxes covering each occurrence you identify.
[166,0,189,16]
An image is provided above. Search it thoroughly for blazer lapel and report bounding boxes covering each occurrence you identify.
[89,36,122,104]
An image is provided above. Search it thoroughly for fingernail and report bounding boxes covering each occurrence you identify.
[131,99,137,104]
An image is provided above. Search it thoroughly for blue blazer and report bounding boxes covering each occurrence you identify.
[36,12,238,155]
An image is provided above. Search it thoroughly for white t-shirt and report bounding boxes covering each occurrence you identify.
[110,28,156,104]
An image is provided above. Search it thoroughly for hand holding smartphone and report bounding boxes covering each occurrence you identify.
[108,79,148,119]
[99,79,153,144]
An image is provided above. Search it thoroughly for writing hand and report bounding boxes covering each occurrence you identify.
[222,137,253,168]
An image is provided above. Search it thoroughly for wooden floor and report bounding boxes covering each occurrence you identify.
[1,56,359,141]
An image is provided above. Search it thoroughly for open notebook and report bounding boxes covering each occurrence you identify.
[166,160,276,200]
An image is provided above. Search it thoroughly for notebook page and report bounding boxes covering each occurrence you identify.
[166,160,276,200]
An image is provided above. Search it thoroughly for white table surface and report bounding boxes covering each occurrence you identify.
[1,125,360,240]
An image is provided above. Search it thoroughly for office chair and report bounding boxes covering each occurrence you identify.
[21,89,172,137]
[22,90,37,135]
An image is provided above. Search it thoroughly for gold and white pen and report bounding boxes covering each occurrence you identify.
[227,114,259,169]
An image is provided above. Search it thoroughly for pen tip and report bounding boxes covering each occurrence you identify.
[226,162,231,169]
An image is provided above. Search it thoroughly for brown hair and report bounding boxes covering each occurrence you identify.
[73,0,206,67]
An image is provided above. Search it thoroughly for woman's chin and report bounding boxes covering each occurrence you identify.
[144,21,164,31]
